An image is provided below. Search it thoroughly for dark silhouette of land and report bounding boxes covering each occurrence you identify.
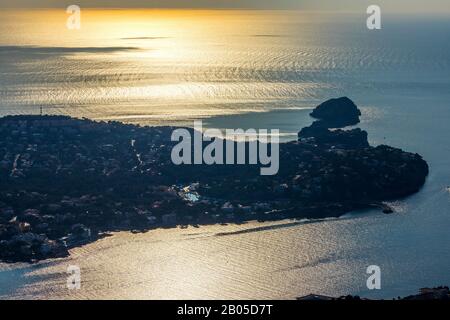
[298,286,450,300]
[0,98,429,262]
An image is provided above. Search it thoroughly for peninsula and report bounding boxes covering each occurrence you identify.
[0,98,429,262]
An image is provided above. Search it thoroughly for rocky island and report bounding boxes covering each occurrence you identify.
[309,96,361,128]
[0,98,429,262]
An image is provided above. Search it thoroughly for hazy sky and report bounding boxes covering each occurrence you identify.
[1,0,449,12]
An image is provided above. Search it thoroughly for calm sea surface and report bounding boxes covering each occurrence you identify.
[0,10,449,299]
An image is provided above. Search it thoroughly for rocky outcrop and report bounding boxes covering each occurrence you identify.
[298,121,369,149]
[310,97,361,128]
[300,98,368,149]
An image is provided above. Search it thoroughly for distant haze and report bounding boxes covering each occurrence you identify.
[1,0,450,13]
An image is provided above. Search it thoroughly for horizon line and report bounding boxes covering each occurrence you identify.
[2,7,450,14]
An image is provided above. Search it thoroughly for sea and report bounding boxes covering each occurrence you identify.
[0,9,449,299]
